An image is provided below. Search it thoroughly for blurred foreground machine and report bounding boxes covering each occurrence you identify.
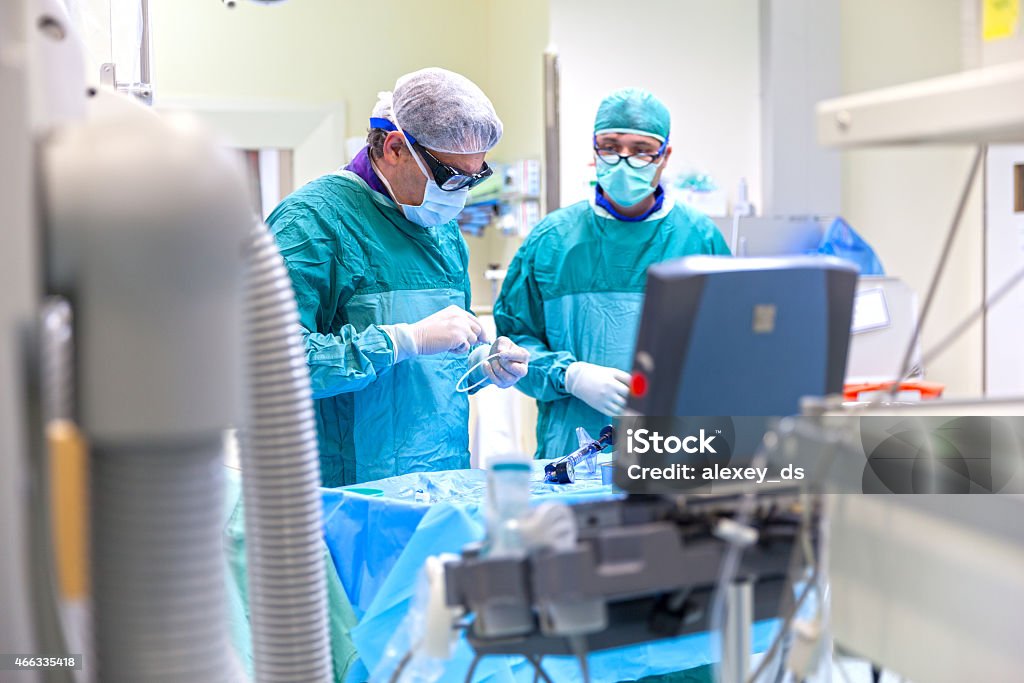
[817,398,1024,683]
[442,257,859,683]
[2,2,330,681]
[445,209,1024,683]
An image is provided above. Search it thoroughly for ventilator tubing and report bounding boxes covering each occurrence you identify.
[240,227,332,683]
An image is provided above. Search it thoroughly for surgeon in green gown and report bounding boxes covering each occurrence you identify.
[495,88,730,460]
[267,68,529,487]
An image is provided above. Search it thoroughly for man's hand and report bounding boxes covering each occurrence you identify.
[565,361,630,416]
[407,305,485,355]
[480,336,529,388]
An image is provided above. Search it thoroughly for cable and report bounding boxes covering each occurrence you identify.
[529,656,554,683]
[792,417,851,495]
[749,492,819,683]
[834,655,856,683]
[771,651,789,683]
[388,648,415,683]
[744,561,821,683]
[917,259,1024,371]
[463,653,483,683]
[742,473,823,683]
[772,503,811,646]
[569,635,591,683]
[891,145,986,396]
[389,622,471,682]
[388,637,424,683]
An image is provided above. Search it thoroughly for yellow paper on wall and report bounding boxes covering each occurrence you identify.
[984,0,1020,41]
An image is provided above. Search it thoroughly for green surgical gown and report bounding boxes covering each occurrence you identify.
[494,199,730,459]
[267,171,473,487]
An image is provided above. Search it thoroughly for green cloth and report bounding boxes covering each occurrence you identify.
[494,200,729,459]
[594,88,672,142]
[223,469,358,682]
[266,171,474,486]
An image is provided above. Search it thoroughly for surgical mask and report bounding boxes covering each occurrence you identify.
[595,158,661,207]
[377,125,470,227]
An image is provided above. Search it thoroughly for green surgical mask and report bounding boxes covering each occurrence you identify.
[595,159,660,207]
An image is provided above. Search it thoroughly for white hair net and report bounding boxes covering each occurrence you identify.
[371,67,502,155]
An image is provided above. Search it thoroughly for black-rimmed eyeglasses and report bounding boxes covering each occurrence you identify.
[413,142,493,192]
[593,136,668,169]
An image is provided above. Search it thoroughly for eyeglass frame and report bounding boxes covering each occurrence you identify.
[592,135,669,169]
[369,116,493,192]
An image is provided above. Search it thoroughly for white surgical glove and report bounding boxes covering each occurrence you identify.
[473,337,530,389]
[564,361,630,417]
[385,305,484,361]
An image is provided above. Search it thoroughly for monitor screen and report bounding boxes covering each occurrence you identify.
[628,255,857,419]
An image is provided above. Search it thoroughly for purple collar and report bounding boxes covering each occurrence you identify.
[344,146,388,197]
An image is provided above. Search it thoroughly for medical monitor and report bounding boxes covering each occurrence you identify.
[628,255,857,418]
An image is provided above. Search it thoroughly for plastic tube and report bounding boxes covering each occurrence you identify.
[241,227,331,683]
[455,352,501,393]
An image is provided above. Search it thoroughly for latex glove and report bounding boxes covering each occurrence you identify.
[386,305,484,361]
[564,361,630,417]
[478,337,530,388]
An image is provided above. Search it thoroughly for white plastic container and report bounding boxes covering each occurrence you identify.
[484,454,532,557]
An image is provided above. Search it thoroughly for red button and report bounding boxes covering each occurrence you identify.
[630,372,648,397]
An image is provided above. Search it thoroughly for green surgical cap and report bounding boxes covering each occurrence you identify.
[593,88,670,142]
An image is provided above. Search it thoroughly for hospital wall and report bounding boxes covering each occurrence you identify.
[839,0,985,397]
[549,0,762,212]
[148,1,494,139]
[468,0,549,459]
[138,0,546,319]
[140,0,547,457]
[551,0,988,397]
[461,0,549,310]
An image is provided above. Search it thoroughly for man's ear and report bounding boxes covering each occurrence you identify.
[652,145,672,187]
[381,131,406,167]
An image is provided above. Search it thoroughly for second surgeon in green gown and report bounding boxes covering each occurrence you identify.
[495,88,730,460]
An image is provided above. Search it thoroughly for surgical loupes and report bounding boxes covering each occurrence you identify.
[544,425,614,484]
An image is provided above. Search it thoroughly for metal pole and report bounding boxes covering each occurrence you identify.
[893,145,985,391]
[543,49,561,215]
[722,579,753,683]
[139,0,151,87]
